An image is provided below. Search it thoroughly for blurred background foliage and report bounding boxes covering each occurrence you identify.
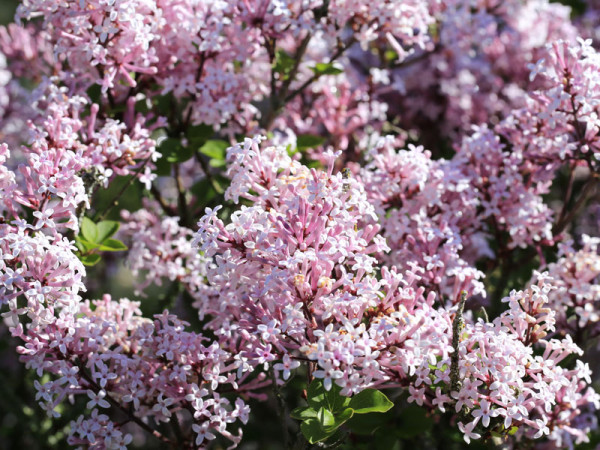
[0,0,598,449]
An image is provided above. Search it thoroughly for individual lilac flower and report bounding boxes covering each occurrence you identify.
[152,394,174,421]
[313,361,344,391]
[432,387,450,413]
[407,385,426,406]
[273,354,300,381]
[472,399,498,428]
[533,417,550,439]
[458,421,481,444]
[257,319,281,342]
[86,390,110,409]
[192,422,216,446]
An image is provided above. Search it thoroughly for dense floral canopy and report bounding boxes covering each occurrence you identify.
[0,0,600,449]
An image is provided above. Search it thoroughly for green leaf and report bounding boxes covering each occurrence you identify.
[306,379,351,413]
[80,217,98,243]
[187,124,213,146]
[151,128,168,142]
[329,407,354,430]
[135,98,150,114]
[97,238,128,252]
[347,408,393,436]
[307,379,328,410]
[291,407,318,420]
[273,50,295,80]
[310,62,343,76]
[396,404,433,439]
[209,159,227,168]
[199,139,228,160]
[96,220,120,243]
[300,418,336,444]
[327,384,352,412]
[154,154,172,176]
[317,407,335,428]
[297,134,326,151]
[86,84,102,104]
[159,138,195,163]
[348,389,393,414]
[154,93,175,115]
[191,178,218,206]
[75,236,98,252]
[80,253,101,266]
[159,137,182,158]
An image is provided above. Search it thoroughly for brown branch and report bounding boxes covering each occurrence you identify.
[94,157,152,221]
[173,163,189,227]
[557,162,576,226]
[150,184,176,216]
[283,37,356,106]
[553,176,599,236]
[450,291,467,395]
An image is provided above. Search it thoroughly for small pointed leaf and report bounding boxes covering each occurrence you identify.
[291,407,318,420]
[348,389,393,414]
[80,217,98,243]
[96,220,120,243]
[80,253,101,266]
[300,418,336,444]
[97,238,128,252]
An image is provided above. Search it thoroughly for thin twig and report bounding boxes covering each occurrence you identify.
[194,152,222,195]
[557,162,576,226]
[150,184,176,216]
[283,37,356,106]
[270,368,290,449]
[94,158,151,221]
[173,163,189,226]
[553,176,599,235]
[260,36,355,130]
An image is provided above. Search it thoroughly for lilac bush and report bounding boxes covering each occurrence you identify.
[0,0,600,448]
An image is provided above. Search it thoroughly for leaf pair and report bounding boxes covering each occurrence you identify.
[76,217,127,266]
[291,380,393,444]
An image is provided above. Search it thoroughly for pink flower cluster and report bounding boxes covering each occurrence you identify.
[379,0,579,144]
[194,137,599,446]
[120,201,217,302]
[447,275,598,448]
[20,296,250,449]
[506,38,600,171]
[543,235,600,341]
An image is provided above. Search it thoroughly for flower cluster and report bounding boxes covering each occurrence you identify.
[543,235,600,343]
[20,296,251,449]
[359,137,486,302]
[120,200,217,302]
[441,275,598,448]
[194,138,599,447]
[378,0,578,145]
[502,38,600,172]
